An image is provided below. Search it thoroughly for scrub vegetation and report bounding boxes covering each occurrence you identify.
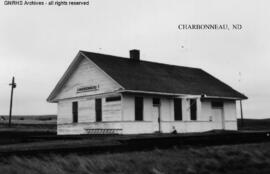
[1,116,270,173]
[1,142,270,174]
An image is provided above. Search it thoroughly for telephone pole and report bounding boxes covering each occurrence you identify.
[240,100,244,128]
[8,76,16,127]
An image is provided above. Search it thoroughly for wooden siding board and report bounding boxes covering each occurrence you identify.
[161,98,171,121]
[78,99,95,123]
[102,97,122,121]
[182,99,190,121]
[224,101,237,121]
[122,95,135,121]
[57,101,72,124]
[143,97,152,122]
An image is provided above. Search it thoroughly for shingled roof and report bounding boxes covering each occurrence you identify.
[81,51,247,100]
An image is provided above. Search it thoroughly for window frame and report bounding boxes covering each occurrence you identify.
[211,101,224,108]
[135,96,144,121]
[174,98,183,121]
[95,98,102,122]
[106,96,121,102]
[72,101,78,123]
[152,98,160,106]
[190,99,197,121]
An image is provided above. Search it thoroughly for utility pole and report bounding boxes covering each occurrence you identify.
[158,106,161,133]
[8,76,16,127]
[240,100,244,128]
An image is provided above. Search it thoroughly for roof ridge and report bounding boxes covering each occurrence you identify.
[80,50,202,70]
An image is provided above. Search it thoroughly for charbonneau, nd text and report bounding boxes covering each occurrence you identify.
[178,24,242,30]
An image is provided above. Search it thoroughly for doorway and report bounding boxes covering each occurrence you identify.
[152,98,161,132]
[211,101,224,129]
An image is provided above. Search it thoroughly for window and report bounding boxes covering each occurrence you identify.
[106,96,121,102]
[174,98,182,120]
[72,101,78,123]
[95,98,102,122]
[153,98,160,106]
[135,97,143,121]
[211,101,223,108]
[190,99,197,121]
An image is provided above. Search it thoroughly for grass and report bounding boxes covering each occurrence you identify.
[0,115,56,125]
[0,115,56,134]
[0,117,270,173]
[1,142,270,174]
[237,118,270,131]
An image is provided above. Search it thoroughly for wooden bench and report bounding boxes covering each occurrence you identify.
[84,128,123,135]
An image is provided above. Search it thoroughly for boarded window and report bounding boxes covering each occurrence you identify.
[174,98,182,121]
[106,96,121,102]
[135,97,143,121]
[95,98,102,122]
[211,101,223,108]
[153,98,160,106]
[190,99,197,121]
[72,101,78,123]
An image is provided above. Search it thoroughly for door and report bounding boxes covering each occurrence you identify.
[135,97,143,121]
[95,98,102,122]
[152,106,160,132]
[212,108,224,129]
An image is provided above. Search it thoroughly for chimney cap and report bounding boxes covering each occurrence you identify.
[129,49,140,61]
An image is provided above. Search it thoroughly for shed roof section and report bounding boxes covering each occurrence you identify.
[81,51,247,100]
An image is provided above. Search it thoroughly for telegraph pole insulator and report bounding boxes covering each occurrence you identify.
[8,76,16,127]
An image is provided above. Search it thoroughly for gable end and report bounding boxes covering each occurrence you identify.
[47,52,124,102]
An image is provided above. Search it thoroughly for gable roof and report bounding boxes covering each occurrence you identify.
[80,51,247,100]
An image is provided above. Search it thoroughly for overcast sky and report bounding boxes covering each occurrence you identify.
[0,0,269,118]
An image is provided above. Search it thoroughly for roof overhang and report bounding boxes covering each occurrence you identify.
[120,90,246,100]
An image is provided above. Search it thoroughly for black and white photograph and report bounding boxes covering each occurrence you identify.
[0,0,270,173]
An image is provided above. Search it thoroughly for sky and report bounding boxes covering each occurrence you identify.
[0,0,269,118]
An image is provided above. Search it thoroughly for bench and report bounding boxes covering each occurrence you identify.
[84,128,123,135]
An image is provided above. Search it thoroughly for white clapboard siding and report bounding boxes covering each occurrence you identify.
[143,97,152,121]
[122,95,135,121]
[200,101,212,121]
[55,57,121,100]
[224,101,237,121]
[57,101,72,124]
[182,98,190,121]
[196,99,202,120]
[78,99,95,123]
[160,98,172,121]
[102,98,122,121]
[200,100,236,121]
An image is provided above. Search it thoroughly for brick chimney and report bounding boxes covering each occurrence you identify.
[129,49,140,61]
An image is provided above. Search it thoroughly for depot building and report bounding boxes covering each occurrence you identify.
[47,50,247,135]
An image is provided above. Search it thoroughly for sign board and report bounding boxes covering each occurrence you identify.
[77,85,99,93]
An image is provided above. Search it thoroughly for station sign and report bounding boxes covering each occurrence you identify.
[77,85,99,93]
